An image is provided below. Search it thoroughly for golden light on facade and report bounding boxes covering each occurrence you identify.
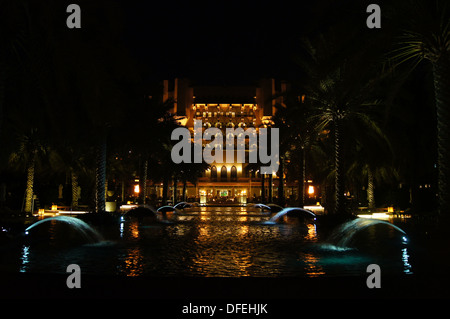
[261,116,274,126]
[174,115,188,126]
[134,184,140,194]
[308,185,315,195]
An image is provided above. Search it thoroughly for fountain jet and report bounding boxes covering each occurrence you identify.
[327,218,407,248]
[173,202,193,209]
[268,207,316,223]
[25,216,103,243]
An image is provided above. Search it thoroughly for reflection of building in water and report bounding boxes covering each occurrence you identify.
[147,78,320,205]
[303,252,325,277]
[121,247,145,277]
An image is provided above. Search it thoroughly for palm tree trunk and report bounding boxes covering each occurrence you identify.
[71,171,79,209]
[173,177,178,204]
[433,56,450,215]
[121,179,125,203]
[162,174,169,205]
[182,179,187,202]
[139,159,148,204]
[298,148,306,208]
[334,118,345,214]
[260,173,265,203]
[268,173,273,203]
[367,167,375,210]
[278,157,285,206]
[94,139,107,213]
[24,156,35,213]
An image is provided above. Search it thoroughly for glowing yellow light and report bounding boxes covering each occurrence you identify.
[387,206,394,213]
[134,184,140,194]
[51,205,58,211]
[174,115,188,126]
[308,185,315,195]
[357,213,390,220]
[38,208,45,215]
[261,116,274,126]
[373,213,390,219]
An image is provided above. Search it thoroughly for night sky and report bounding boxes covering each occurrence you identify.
[117,1,351,83]
[41,0,378,85]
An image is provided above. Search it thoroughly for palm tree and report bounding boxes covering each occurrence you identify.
[345,119,398,210]
[8,128,46,213]
[93,133,108,213]
[388,0,450,214]
[311,70,386,214]
[137,95,178,205]
[277,156,285,206]
[273,89,318,207]
[108,148,137,204]
[1,2,90,215]
[1,1,140,214]
[297,33,386,214]
[48,142,87,210]
[176,144,210,202]
[49,1,138,213]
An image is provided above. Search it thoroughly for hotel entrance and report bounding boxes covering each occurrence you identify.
[199,187,247,205]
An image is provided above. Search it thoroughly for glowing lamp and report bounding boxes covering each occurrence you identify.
[387,206,394,213]
[308,185,315,195]
[51,205,58,211]
[134,184,140,194]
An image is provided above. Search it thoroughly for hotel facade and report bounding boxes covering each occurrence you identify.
[148,77,312,206]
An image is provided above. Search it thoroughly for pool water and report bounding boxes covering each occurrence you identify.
[1,206,413,278]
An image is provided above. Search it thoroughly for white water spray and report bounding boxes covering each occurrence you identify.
[327,218,406,248]
[25,216,103,243]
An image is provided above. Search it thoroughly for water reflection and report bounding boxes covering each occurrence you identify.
[302,252,325,277]
[402,248,413,274]
[238,224,249,237]
[19,245,30,273]
[119,222,124,238]
[305,224,318,241]
[12,206,413,277]
[129,221,140,239]
[119,247,145,277]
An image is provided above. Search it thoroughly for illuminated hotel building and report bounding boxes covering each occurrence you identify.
[160,77,299,205]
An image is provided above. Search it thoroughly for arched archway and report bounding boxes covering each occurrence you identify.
[211,166,217,181]
[231,166,237,181]
[220,166,227,181]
